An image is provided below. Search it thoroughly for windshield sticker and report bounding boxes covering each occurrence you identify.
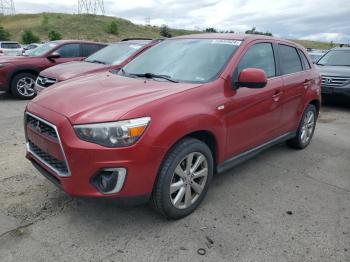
[130,45,142,49]
[211,40,242,46]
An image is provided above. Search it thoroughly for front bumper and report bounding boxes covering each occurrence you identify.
[25,102,166,199]
[321,84,350,98]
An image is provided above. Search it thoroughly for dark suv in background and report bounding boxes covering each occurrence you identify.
[35,39,162,93]
[316,47,350,100]
[0,40,106,99]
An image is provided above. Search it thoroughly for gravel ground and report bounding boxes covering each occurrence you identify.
[0,91,349,262]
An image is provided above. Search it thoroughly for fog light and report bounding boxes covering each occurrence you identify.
[92,168,127,194]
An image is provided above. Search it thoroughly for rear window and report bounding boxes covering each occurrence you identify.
[279,44,303,75]
[1,43,21,49]
[299,51,311,70]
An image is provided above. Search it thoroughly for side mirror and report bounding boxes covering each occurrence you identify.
[47,52,61,61]
[237,68,267,89]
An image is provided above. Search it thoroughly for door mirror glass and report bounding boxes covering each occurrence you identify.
[237,68,267,89]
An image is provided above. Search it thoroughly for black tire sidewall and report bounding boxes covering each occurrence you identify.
[11,73,36,99]
[154,138,213,219]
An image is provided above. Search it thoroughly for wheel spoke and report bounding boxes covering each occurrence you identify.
[191,155,204,173]
[173,187,186,207]
[184,185,192,207]
[193,167,208,179]
[175,165,185,178]
[186,153,194,172]
[191,181,203,194]
[170,180,184,194]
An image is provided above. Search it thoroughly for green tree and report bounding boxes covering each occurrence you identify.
[21,29,40,44]
[107,21,118,35]
[205,27,217,33]
[0,26,11,41]
[245,27,273,36]
[160,24,172,38]
[48,30,62,41]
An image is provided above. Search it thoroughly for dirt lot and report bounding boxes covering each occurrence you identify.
[0,91,349,262]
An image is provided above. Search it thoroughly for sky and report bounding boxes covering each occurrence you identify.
[13,0,350,43]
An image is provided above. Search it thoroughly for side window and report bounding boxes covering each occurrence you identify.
[299,50,311,70]
[82,44,103,57]
[279,44,303,74]
[55,44,81,58]
[237,43,276,78]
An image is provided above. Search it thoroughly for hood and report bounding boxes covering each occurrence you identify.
[33,72,201,124]
[316,65,350,77]
[41,61,110,81]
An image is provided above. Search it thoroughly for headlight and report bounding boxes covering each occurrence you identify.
[74,117,151,147]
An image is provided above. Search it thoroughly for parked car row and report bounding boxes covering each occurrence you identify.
[24,34,322,219]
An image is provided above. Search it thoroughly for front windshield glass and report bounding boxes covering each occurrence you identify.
[85,43,144,65]
[27,42,58,57]
[121,39,241,83]
[317,50,350,66]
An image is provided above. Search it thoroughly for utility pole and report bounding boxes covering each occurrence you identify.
[0,0,15,16]
[78,0,105,15]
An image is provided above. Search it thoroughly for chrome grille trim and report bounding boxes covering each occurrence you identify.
[321,76,350,87]
[25,112,71,177]
[36,75,57,88]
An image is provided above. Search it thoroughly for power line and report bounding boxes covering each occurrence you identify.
[0,0,15,16]
[78,0,105,15]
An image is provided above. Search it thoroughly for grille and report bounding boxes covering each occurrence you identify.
[321,76,350,87]
[28,141,69,176]
[36,75,57,88]
[26,113,70,177]
[27,114,58,139]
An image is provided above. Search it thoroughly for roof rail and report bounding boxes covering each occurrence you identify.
[121,38,153,41]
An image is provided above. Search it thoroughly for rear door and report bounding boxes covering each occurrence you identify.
[277,43,308,133]
[225,41,284,157]
[53,43,84,64]
[81,43,106,57]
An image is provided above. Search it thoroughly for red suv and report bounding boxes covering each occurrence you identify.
[35,39,162,94]
[0,40,106,99]
[25,34,321,219]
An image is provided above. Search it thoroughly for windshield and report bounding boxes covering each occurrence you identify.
[27,42,58,57]
[85,43,144,65]
[317,50,350,66]
[121,39,241,83]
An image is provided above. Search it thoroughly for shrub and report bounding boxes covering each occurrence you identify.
[21,29,40,44]
[160,24,172,38]
[107,21,118,35]
[205,28,217,33]
[0,26,11,41]
[48,30,62,41]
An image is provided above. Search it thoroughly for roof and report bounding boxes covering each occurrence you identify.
[172,33,305,49]
[50,40,107,45]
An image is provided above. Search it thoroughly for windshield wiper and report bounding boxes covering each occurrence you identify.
[86,59,106,65]
[129,72,179,83]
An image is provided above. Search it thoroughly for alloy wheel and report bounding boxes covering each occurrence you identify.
[300,110,315,144]
[17,77,35,97]
[170,152,208,209]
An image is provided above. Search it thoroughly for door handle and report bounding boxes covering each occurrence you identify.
[272,90,283,102]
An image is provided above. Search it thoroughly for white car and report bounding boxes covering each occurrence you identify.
[0,41,23,56]
[22,43,41,56]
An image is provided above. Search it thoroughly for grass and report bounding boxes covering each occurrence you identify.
[0,13,336,49]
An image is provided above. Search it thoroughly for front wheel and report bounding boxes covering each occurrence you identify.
[151,138,213,219]
[287,104,317,149]
[11,73,37,100]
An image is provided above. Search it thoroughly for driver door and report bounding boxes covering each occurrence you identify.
[224,41,284,158]
[51,43,84,64]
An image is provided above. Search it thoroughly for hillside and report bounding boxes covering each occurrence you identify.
[0,13,198,43]
[0,13,335,50]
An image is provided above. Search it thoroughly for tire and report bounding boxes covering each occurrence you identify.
[151,138,214,219]
[11,73,37,100]
[287,104,317,149]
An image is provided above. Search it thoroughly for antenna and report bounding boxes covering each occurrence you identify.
[78,0,105,15]
[0,0,15,15]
